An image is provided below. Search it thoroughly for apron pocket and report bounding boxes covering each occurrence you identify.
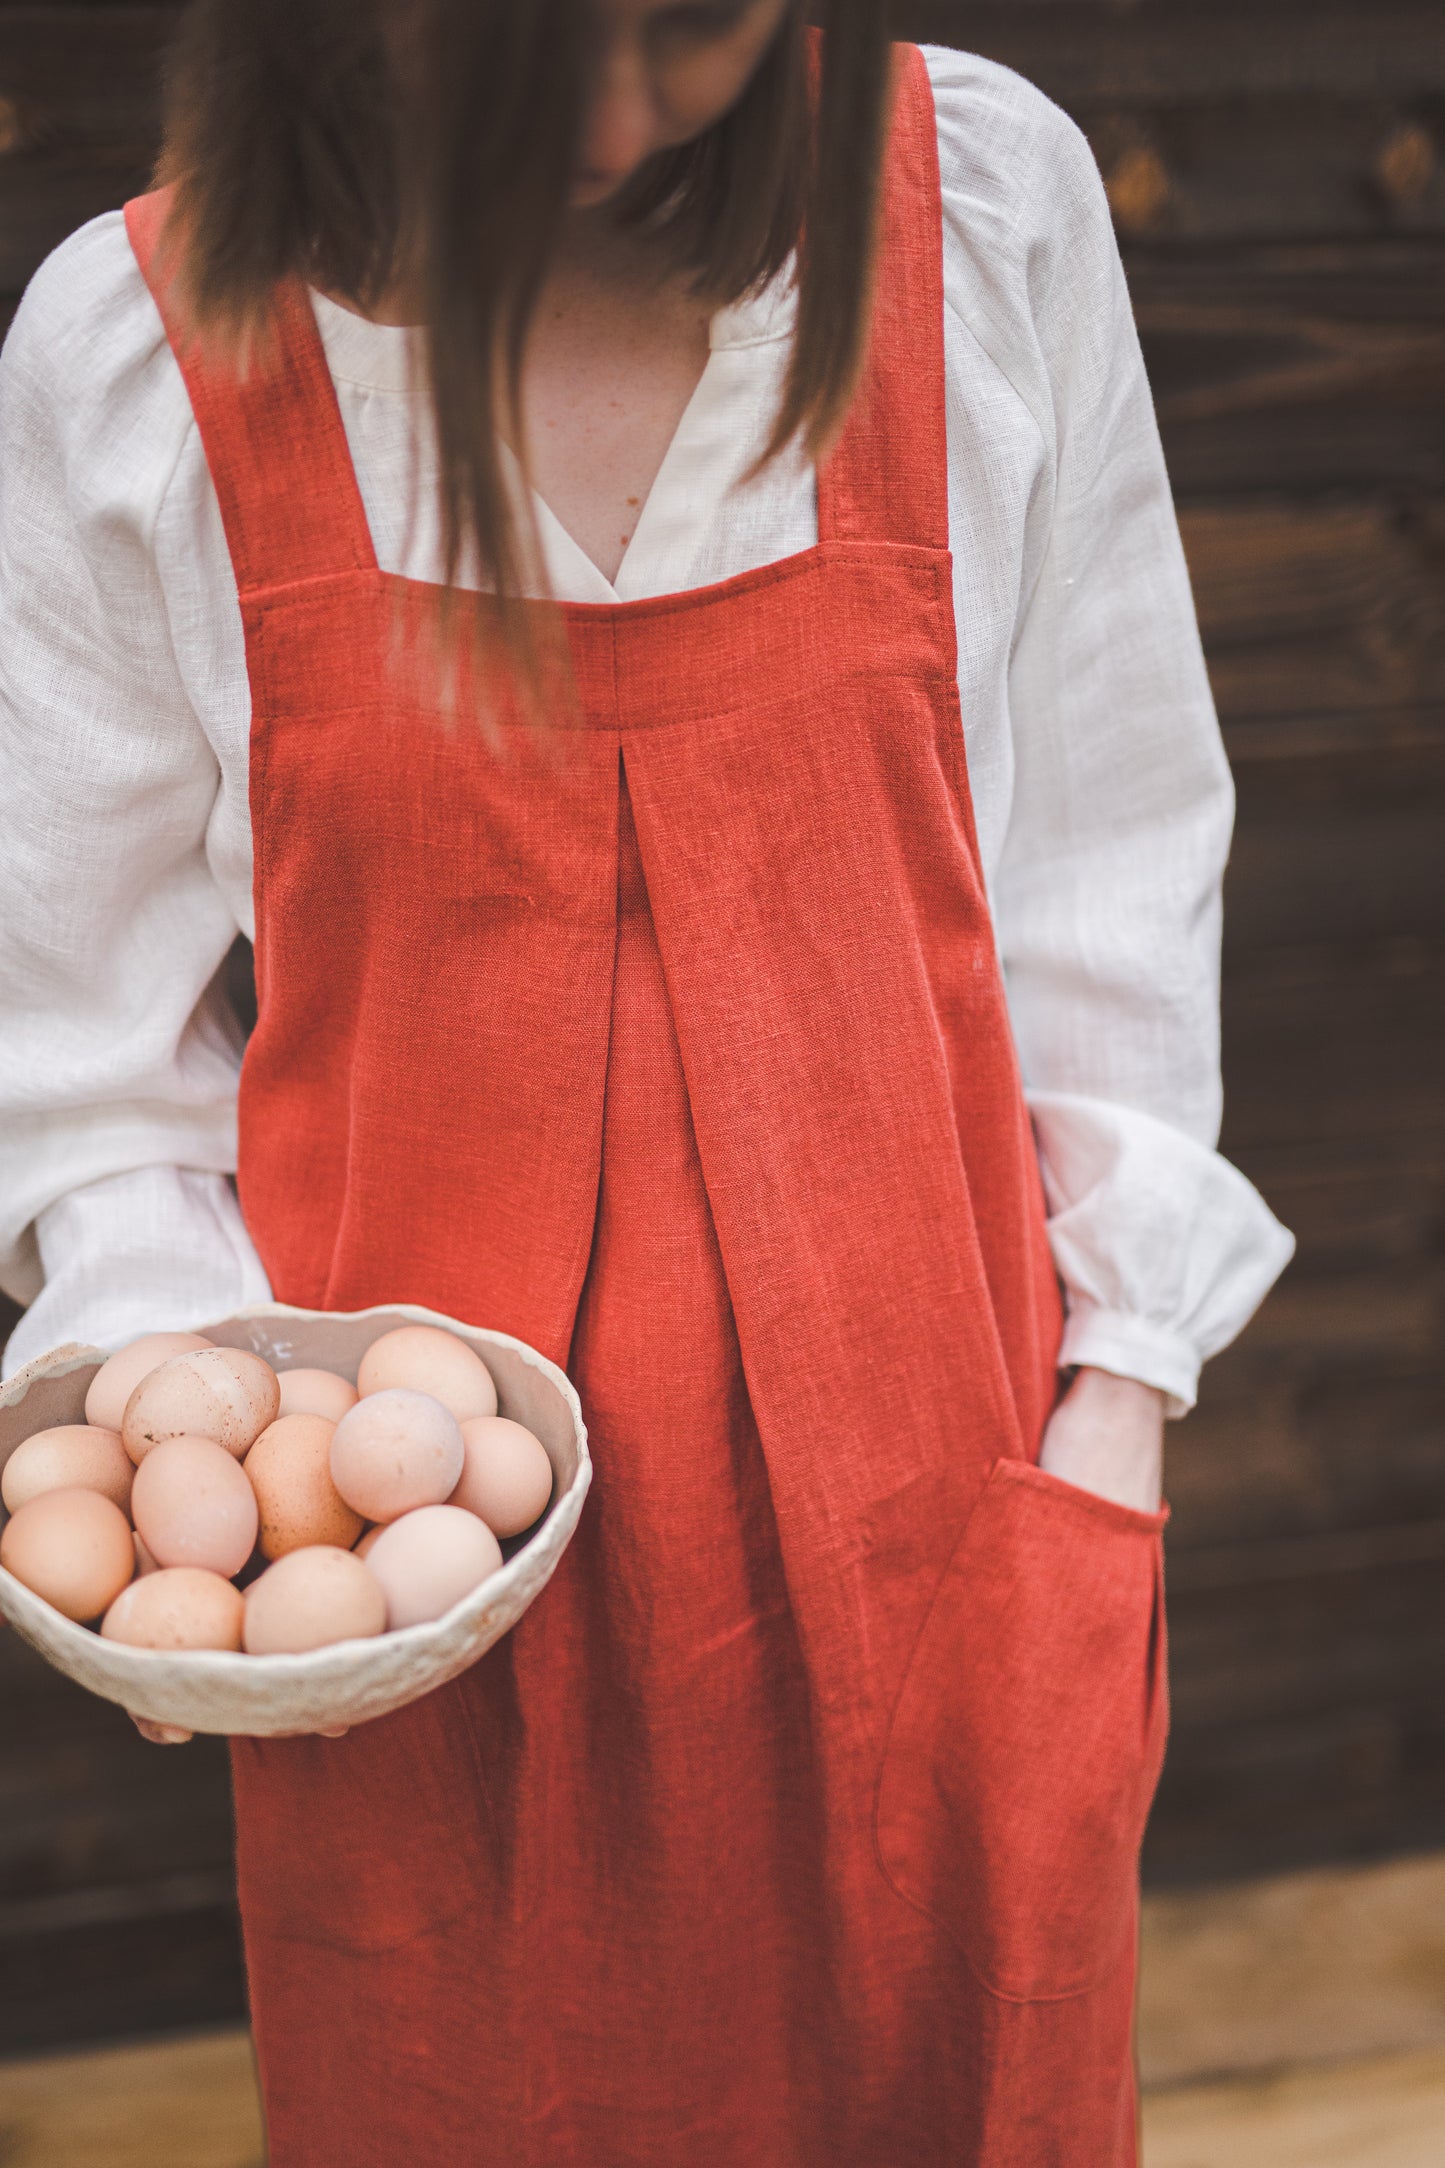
[874,1456,1168,2002]
[231,1675,497,1952]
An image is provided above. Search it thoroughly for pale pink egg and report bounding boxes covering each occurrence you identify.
[131,1436,259,1578]
[357,1326,497,1423]
[121,1348,280,1464]
[101,1566,245,1651]
[243,1546,387,1654]
[0,1488,134,1621]
[329,1389,465,1523]
[85,1332,214,1434]
[452,1416,553,1537]
[362,1505,503,1630]
[276,1368,358,1422]
[1,1425,133,1517]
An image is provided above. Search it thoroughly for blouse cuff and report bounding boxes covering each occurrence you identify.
[1058,1299,1204,1420]
[1,1165,273,1380]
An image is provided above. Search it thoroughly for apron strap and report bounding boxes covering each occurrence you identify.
[816,44,949,555]
[124,188,378,596]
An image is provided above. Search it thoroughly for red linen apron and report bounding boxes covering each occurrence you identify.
[127,46,1167,2167]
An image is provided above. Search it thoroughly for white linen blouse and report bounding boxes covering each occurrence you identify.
[0,47,1293,1407]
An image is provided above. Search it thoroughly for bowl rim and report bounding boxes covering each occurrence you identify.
[0,1299,590,1687]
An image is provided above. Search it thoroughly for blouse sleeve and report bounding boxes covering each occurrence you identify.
[0,219,271,1378]
[929,50,1294,1414]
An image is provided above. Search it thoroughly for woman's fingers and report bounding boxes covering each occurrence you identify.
[128,1712,348,1743]
[130,1713,193,1745]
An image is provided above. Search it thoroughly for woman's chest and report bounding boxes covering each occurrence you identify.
[163,310,1047,941]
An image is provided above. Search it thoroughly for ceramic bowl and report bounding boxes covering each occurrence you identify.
[0,1301,590,1736]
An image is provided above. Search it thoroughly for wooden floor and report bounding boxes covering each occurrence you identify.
[3,1852,1445,2165]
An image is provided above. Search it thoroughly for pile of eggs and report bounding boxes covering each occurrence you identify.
[0,1326,554,1656]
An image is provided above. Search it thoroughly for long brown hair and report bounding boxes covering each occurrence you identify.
[156,0,894,689]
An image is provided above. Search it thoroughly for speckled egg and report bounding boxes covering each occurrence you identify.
[246,1414,364,1560]
[121,1348,280,1464]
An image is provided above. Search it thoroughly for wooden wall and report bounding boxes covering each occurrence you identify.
[1,0,1442,2048]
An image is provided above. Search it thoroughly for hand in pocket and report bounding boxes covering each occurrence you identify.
[1039,1366,1165,1513]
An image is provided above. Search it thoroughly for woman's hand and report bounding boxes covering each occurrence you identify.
[1038,1366,1165,1515]
[129,1716,349,1744]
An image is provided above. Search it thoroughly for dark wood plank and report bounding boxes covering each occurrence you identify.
[1219,937,1443,1154]
[1180,501,1445,720]
[1133,244,1445,497]
[899,3,1445,106]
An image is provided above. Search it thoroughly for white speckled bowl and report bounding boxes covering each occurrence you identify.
[0,1302,590,1735]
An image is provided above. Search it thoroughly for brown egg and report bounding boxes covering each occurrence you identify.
[243,1545,387,1654]
[329,1389,465,1523]
[362,1505,503,1630]
[357,1325,497,1423]
[131,1436,259,1578]
[85,1331,214,1433]
[452,1416,553,1538]
[246,1414,363,1560]
[276,1368,358,1423]
[1,1425,133,1517]
[101,1566,245,1651]
[0,1488,134,1621]
[121,1348,280,1464]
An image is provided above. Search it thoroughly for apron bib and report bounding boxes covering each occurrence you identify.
[127,47,1167,2166]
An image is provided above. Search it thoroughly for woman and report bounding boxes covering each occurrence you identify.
[0,1,1292,2161]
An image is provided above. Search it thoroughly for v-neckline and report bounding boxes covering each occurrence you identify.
[307,265,800,605]
[515,340,724,605]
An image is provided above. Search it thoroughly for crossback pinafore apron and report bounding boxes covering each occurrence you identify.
[127,46,1168,2167]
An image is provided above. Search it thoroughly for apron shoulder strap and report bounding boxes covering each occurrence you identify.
[817,44,949,555]
[124,188,377,597]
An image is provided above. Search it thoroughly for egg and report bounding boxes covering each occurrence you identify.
[276,1368,359,1422]
[246,1414,364,1560]
[0,1488,135,1621]
[329,1389,465,1523]
[452,1416,553,1537]
[1,1424,133,1516]
[357,1325,497,1423]
[131,1436,259,1578]
[362,1505,504,1630]
[121,1347,280,1464]
[85,1331,214,1433]
[243,1545,387,1654]
[101,1566,245,1651]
